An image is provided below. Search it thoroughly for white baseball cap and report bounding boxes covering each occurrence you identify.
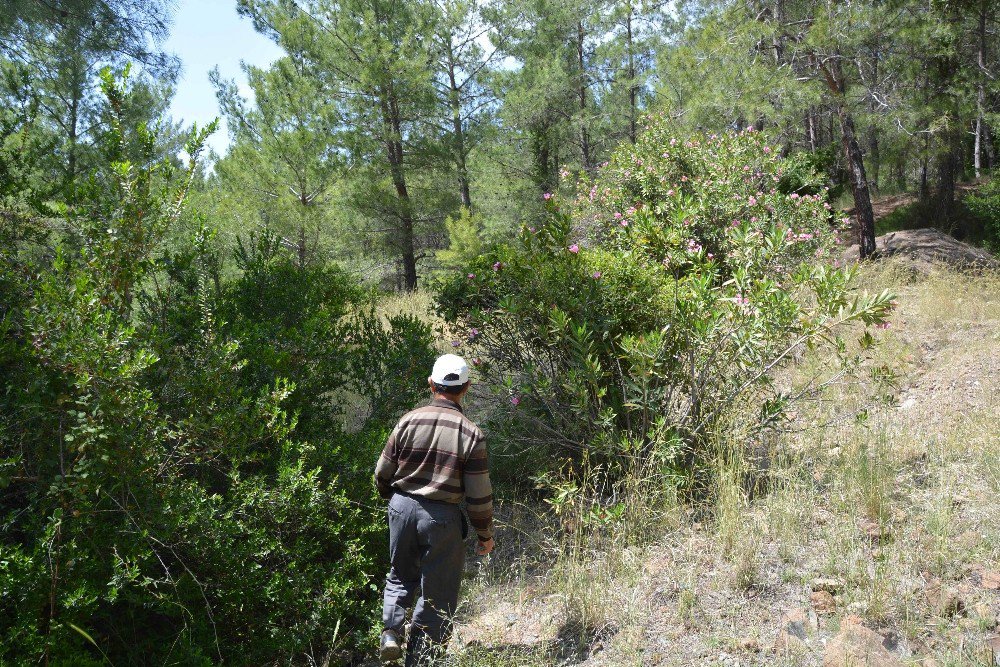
[430,354,470,386]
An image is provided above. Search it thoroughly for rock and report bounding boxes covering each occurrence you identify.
[900,397,916,410]
[983,570,1000,591]
[823,620,904,667]
[843,228,1000,273]
[924,576,964,616]
[812,577,846,594]
[774,607,811,654]
[811,590,838,614]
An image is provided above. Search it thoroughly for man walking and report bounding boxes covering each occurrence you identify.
[374,354,495,665]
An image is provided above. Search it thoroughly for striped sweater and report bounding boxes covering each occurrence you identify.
[374,398,494,541]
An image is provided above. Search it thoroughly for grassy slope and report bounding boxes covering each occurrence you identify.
[448,261,1000,667]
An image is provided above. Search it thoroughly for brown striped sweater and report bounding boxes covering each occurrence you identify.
[374,397,494,541]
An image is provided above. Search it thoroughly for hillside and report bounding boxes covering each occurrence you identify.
[440,259,1000,667]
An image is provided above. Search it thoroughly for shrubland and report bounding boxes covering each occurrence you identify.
[0,72,433,665]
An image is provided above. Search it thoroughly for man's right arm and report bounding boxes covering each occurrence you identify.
[463,432,494,546]
[374,426,401,499]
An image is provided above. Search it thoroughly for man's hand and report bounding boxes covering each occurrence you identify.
[476,537,494,556]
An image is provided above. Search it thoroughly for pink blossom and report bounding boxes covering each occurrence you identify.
[750,216,758,222]
[467,273,476,279]
[619,220,629,227]
[748,196,757,206]
[472,357,482,366]
[510,395,521,407]
[592,271,602,279]
[763,146,771,153]
[493,262,502,272]
[667,189,675,196]
[614,212,623,219]
[568,244,579,254]
[875,322,891,330]
[543,192,553,200]
[790,193,799,199]
[451,340,461,347]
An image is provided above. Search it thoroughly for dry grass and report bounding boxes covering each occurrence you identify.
[420,260,1000,667]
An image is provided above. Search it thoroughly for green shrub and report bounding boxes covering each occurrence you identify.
[436,119,893,489]
[0,69,432,665]
[965,177,1000,250]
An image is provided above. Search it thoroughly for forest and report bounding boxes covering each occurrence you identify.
[1,0,998,665]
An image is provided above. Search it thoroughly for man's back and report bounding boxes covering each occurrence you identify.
[375,397,493,542]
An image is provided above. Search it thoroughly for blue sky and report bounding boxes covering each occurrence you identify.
[163,0,285,156]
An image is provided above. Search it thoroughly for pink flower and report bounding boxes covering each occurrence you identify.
[472,357,482,366]
[510,395,521,407]
[451,340,461,347]
[543,192,553,200]
[790,193,799,199]
[875,322,891,330]
[735,294,750,307]
[568,244,579,254]
[492,262,502,271]
[763,146,771,153]
[731,220,740,227]
[592,271,602,279]
[467,273,476,279]
[614,212,623,219]
[666,189,675,196]
[619,220,629,227]
[748,196,757,206]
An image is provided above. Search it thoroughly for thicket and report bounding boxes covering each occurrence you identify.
[437,119,895,497]
[0,72,433,665]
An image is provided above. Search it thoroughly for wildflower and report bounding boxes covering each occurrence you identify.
[706,253,714,260]
[626,206,636,216]
[748,196,757,206]
[543,192,553,200]
[568,244,579,254]
[731,219,740,227]
[492,262,502,271]
[472,357,482,366]
[559,168,570,179]
[619,220,629,227]
[510,395,521,407]
[875,322,891,330]
[763,146,771,153]
[469,328,480,339]
[451,340,461,347]
[666,189,675,196]
[790,193,799,199]
[592,271,602,279]
[614,212,623,219]
[467,273,476,279]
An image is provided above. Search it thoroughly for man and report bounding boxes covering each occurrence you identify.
[374,354,495,665]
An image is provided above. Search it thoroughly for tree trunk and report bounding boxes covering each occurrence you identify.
[577,22,591,170]
[975,0,987,179]
[381,95,418,291]
[446,38,472,209]
[625,2,637,144]
[820,58,877,258]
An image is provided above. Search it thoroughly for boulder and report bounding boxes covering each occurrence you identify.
[843,228,1000,273]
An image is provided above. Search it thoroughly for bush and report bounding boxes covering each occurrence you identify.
[436,119,894,489]
[0,70,433,665]
[964,177,1000,250]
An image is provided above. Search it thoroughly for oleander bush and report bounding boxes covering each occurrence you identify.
[436,119,894,488]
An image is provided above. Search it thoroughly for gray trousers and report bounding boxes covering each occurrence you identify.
[382,492,465,642]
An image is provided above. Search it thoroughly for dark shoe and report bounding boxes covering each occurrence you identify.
[380,629,403,662]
